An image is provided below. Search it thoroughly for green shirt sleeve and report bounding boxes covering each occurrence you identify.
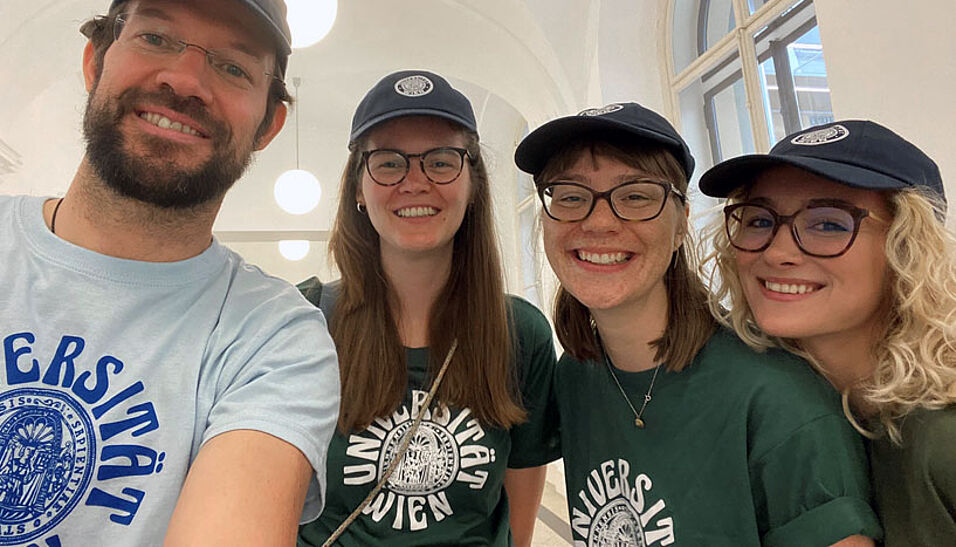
[506,296,561,468]
[750,409,883,546]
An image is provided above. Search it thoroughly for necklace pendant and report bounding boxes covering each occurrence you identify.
[634,417,645,428]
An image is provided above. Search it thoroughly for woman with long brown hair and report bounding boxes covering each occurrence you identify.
[515,103,880,545]
[297,70,558,546]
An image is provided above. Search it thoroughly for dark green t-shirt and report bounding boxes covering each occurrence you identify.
[555,329,882,547]
[870,406,956,546]
[298,291,559,546]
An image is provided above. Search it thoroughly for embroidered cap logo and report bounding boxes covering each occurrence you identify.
[578,103,625,117]
[791,124,850,146]
[394,75,434,97]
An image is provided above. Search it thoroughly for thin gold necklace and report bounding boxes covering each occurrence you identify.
[602,350,662,428]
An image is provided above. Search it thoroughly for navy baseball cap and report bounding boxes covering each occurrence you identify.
[514,102,696,180]
[699,120,945,204]
[349,70,478,145]
[104,0,292,75]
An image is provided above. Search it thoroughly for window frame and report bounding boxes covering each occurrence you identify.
[665,0,822,159]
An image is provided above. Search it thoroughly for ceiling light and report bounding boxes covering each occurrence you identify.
[275,77,321,215]
[287,0,338,49]
[278,240,311,261]
[274,169,321,215]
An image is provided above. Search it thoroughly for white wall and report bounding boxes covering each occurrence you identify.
[815,0,956,228]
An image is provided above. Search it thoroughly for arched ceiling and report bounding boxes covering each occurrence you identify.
[0,0,668,282]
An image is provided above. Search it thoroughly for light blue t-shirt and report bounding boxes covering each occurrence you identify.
[0,195,340,546]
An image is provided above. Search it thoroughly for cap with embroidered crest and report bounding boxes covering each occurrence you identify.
[349,70,478,146]
[514,102,696,180]
[699,120,945,204]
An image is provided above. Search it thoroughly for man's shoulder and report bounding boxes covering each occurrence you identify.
[0,194,33,226]
[215,249,325,330]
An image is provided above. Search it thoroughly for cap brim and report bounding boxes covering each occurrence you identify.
[349,109,478,144]
[237,0,292,56]
[698,154,911,197]
[109,0,291,56]
[515,116,685,176]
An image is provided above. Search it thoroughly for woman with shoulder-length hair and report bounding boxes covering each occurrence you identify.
[297,70,559,547]
[514,103,880,546]
[700,120,956,546]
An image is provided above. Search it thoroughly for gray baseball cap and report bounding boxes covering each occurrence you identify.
[105,0,292,76]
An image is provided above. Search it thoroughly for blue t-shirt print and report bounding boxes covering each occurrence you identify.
[0,331,164,546]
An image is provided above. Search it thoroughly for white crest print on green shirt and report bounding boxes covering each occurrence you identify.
[342,389,495,531]
[570,458,674,547]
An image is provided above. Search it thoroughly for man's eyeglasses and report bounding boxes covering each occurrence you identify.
[113,13,281,92]
[537,179,686,222]
[723,201,884,258]
[362,147,472,186]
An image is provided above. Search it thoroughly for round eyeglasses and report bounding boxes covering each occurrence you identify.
[724,201,883,258]
[538,179,686,222]
[361,147,471,186]
[112,13,281,92]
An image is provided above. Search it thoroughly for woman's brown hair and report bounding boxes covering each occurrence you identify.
[541,136,716,371]
[328,124,525,433]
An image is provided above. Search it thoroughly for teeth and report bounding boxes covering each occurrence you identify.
[764,281,817,295]
[577,250,629,265]
[139,112,201,137]
[397,207,438,218]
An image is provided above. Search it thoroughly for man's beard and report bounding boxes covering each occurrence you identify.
[82,85,255,210]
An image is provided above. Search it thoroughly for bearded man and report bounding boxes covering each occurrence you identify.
[0,1,339,545]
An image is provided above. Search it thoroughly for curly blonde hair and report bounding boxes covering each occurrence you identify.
[702,188,956,444]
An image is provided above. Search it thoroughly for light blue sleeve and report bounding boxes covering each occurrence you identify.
[199,269,341,523]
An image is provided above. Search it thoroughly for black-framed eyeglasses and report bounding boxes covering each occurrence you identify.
[723,201,883,258]
[362,147,472,186]
[113,13,282,91]
[537,179,686,222]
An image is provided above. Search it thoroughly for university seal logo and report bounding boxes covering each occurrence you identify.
[0,389,96,545]
[579,104,624,117]
[394,75,434,97]
[791,124,849,146]
[342,389,497,531]
[571,459,675,546]
[590,499,646,547]
[381,421,458,495]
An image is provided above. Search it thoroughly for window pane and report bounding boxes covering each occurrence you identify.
[791,27,833,128]
[758,24,833,144]
[748,0,768,14]
[710,77,756,160]
[672,0,703,73]
[703,0,736,53]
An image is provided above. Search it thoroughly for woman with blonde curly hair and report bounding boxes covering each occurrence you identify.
[700,120,956,546]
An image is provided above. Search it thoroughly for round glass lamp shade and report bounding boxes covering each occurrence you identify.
[278,240,311,262]
[274,169,321,215]
[287,0,338,48]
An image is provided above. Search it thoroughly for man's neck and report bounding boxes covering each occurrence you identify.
[47,158,222,262]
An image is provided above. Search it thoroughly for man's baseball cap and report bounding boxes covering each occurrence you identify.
[699,120,945,204]
[349,70,478,145]
[514,102,696,180]
[104,0,292,75]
